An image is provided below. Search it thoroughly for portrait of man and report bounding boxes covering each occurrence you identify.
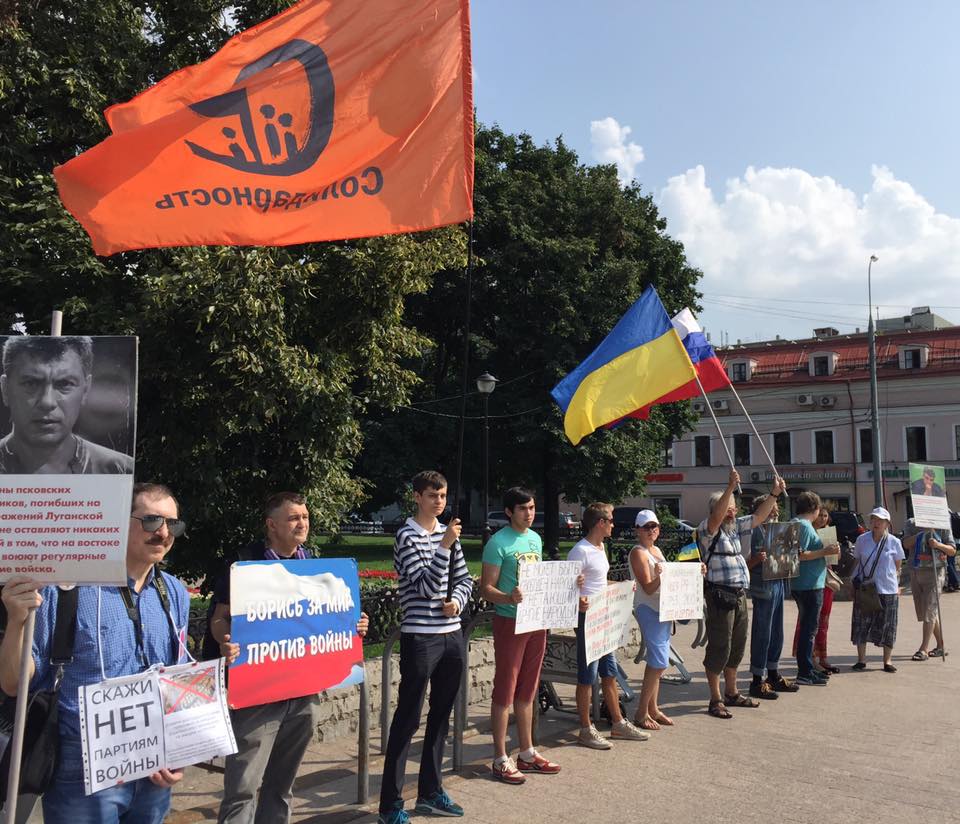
[0,336,135,474]
[910,465,946,499]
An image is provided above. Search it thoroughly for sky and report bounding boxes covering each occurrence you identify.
[470,1,960,343]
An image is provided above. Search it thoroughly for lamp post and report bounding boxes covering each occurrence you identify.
[867,254,884,507]
[476,372,498,546]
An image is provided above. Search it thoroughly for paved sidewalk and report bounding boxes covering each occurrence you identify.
[169,588,960,823]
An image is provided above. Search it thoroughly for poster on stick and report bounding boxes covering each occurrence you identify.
[583,581,635,663]
[513,560,581,634]
[0,335,137,585]
[78,659,236,796]
[909,462,951,530]
[816,526,839,566]
[762,522,801,580]
[228,559,364,709]
[658,562,704,622]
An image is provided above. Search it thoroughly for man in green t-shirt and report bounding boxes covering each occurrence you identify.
[481,487,566,785]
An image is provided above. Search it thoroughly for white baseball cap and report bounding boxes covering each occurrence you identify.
[635,509,660,527]
[869,506,891,521]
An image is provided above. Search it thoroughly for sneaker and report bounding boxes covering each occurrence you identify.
[491,757,525,784]
[378,803,410,824]
[609,719,651,741]
[577,724,613,749]
[748,681,779,700]
[415,790,464,817]
[767,675,799,693]
[516,751,561,774]
[795,673,828,686]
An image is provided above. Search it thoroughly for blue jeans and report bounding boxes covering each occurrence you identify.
[575,610,618,684]
[42,738,171,824]
[748,580,784,677]
[793,588,824,677]
[946,554,959,589]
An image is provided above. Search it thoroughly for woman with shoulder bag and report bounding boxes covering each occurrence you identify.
[850,507,905,673]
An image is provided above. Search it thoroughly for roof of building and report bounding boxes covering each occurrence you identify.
[717,325,960,385]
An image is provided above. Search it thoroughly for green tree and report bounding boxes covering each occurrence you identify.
[0,1,465,579]
[359,125,702,555]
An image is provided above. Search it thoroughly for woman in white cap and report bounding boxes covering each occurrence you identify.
[850,507,905,672]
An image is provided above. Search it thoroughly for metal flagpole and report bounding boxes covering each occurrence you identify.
[447,221,474,601]
[4,310,62,824]
[726,381,779,477]
[694,373,741,494]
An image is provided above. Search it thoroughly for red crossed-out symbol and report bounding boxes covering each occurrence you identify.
[160,669,215,714]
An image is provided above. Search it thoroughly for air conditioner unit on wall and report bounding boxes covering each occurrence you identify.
[796,393,814,406]
[692,401,707,414]
[711,399,729,411]
[819,395,837,408]
[750,471,761,482]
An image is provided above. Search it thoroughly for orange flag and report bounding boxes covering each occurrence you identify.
[54,0,473,256]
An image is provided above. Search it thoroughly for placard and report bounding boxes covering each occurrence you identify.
[513,560,581,633]
[909,462,951,530]
[658,562,704,622]
[78,659,235,795]
[583,581,635,663]
[762,522,801,580]
[228,559,364,709]
[0,335,137,584]
[816,526,839,566]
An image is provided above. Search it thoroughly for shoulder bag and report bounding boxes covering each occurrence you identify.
[854,536,887,614]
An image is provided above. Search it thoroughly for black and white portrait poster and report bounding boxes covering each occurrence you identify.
[0,336,137,584]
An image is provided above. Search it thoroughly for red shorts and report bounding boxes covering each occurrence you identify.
[491,615,547,706]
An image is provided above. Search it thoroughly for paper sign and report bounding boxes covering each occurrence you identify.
[513,560,581,633]
[909,462,951,530]
[0,335,138,585]
[228,559,364,709]
[78,660,236,796]
[658,562,704,622]
[762,522,801,580]
[817,526,839,566]
[583,581,635,663]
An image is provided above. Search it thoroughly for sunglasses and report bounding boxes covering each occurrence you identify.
[131,514,186,538]
[639,523,660,530]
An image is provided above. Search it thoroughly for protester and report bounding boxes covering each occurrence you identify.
[568,503,648,748]
[629,510,705,728]
[697,469,785,719]
[903,517,956,661]
[209,492,369,824]
[0,335,134,474]
[746,495,796,700]
[0,483,190,823]
[481,487,578,783]
[790,493,839,686]
[378,471,474,824]
[851,507,905,673]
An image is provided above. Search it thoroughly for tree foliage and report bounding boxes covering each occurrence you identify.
[0,1,465,579]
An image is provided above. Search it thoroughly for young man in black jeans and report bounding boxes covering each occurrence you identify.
[379,471,474,824]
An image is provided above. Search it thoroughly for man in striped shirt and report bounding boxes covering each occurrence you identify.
[379,471,474,824]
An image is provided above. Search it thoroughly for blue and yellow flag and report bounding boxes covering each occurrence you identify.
[676,541,701,562]
[550,287,697,445]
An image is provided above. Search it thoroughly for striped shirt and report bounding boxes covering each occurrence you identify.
[395,517,474,634]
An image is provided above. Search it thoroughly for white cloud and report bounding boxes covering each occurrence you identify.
[657,164,960,340]
[590,117,645,185]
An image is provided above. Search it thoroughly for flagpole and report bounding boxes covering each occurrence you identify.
[695,374,741,494]
[447,220,473,602]
[726,381,779,477]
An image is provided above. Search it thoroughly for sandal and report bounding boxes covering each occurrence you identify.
[723,692,760,708]
[636,716,659,731]
[653,712,674,726]
[929,647,948,658]
[708,699,732,719]
[820,662,841,674]
[851,661,867,671]
[912,650,929,661]
[883,664,897,673]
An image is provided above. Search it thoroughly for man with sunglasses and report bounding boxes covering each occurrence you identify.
[207,492,368,824]
[0,482,191,823]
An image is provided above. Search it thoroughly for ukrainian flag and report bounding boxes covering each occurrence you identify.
[550,288,697,445]
[676,541,701,562]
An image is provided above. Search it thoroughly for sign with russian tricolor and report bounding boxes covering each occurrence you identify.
[227,558,364,709]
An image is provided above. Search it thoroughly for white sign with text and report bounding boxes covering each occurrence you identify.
[514,560,581,633]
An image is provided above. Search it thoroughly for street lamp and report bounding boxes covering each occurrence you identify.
[476,372,498,546]
[867,254,884,507]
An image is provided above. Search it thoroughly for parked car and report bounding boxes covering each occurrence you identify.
[486,510,510,530]
[828,510,865,547]
[612,506,643,538]
[560,512,580,530]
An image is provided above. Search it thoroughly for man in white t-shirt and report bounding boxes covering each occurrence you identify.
[567,502,648,749]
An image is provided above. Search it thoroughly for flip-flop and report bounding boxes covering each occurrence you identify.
[724,693,760,708]
[637,717,659,731]
[708,700,732,719]
[653,712,674,726]
[912,650,929,661]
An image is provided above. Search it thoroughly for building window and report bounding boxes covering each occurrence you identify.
[652,497,681,518]
[903,349,921,369]
[859,428,873,464]
[906,426,927,462]
[694,436,711,467]
[663,439,673,468]
[733,434,750,466]
[815,430,835,464]
[731,362,747,382]
[813,356,830,376]
[773,432,791,465]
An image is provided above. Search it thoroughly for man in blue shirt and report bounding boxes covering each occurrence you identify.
[0,482,191,824]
